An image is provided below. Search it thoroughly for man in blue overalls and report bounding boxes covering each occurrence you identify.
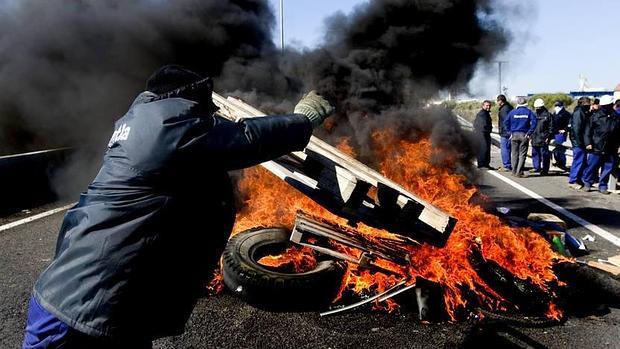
[530,98,554,176]
[582,95,620,194]
[22,65,334,348]
[568,97,592,190]
[496,94,514,172]
[551,100,571,171]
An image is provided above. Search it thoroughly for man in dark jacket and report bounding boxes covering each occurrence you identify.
[473,100,493,169]
[568,97,592,189]
[551,100,571,171]
[505,96,537,177]
[582,95,620,194]
[530,98,554,175]
[23,65,334,348]
[497,94,514,171]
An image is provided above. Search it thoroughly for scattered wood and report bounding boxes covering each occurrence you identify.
[526,213,567,230]
[587,261,620,276]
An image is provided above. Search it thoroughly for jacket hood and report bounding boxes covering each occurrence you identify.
[152,77,218,113]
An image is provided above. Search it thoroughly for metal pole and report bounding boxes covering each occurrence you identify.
[498,61,502,95]
[496,61,507,96]
[280,0,284,52]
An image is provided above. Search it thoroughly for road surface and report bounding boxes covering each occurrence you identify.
[1,143,619,348]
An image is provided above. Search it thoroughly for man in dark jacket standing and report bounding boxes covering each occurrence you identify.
[582,95,620,194]
[474,100,493,169]
[505,96,537,177]
[568,97,592,189]
[530,98,554,176]
[496,94,514,171]
[23,65,334,348]
[551,100,571,171]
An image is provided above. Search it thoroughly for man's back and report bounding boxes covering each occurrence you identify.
[33,88,313,339]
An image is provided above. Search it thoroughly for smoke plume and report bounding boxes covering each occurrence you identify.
[0,0,509,197]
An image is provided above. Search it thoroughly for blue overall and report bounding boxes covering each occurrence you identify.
[531,145,550,173]
[583,153,618,191]
[568,146,588,184]
[552,133,567,168]
[500,136,512,169]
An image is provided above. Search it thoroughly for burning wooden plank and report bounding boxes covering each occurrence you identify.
[212,92,456,246]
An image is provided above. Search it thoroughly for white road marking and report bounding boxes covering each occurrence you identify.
[0,203,75,233]
[487,170,620,247]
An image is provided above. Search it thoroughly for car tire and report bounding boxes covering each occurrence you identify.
[222,227,346,309]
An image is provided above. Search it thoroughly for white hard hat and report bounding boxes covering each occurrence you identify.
[533,98,545,108]
[599,95,613,106]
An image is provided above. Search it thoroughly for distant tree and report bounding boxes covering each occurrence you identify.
[527,93,573,109]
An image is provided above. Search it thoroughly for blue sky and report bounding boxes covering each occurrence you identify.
[268,0,620,98]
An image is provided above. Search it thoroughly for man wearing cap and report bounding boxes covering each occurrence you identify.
[582,95,620,194]
[551,101,571,171]
[504,96,537,177]
[23,65,334,348]
[530,98,554,176]
[568,96,592,189]
[473,100,494,169]
[496,94,514,171]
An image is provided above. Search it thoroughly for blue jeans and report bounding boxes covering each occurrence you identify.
[583,153,618,191]
[500,136,512,169]
[531,145,550,173]
[552,134,567,168]
[569,146,588,184]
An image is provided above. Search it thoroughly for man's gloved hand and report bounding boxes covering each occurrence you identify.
[294,90,334,128]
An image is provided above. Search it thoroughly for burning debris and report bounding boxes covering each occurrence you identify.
[211,94,572,323]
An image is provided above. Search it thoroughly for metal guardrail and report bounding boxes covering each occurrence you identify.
[0,148,74,215]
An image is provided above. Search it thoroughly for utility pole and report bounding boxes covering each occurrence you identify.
[279,0,284,53]
[497,61,507,96]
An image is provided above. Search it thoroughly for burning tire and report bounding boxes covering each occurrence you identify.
[222,227,346,309]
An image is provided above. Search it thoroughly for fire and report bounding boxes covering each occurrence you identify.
[227,130,562,320]
[257,246,318,273]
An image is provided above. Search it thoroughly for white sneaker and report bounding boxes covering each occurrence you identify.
[570,184,583,190]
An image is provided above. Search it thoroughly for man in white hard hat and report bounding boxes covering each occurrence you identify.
[582,95,620,194]
[530,98,554,175]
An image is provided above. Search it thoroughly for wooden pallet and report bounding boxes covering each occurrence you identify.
[212,92,456,246]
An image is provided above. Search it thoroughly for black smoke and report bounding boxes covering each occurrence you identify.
[0,0,276,155]
[0,0,509,197]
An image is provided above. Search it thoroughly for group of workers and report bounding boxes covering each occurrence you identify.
[474,94,620,194]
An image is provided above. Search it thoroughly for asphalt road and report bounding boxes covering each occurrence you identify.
[1,144,619,348]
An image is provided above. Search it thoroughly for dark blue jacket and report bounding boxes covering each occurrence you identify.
[531,107,554,147]
[584,108,620,154]
[498,103,514,137]
[553,108,571,134]
[473,109,492,133]
[569,105,590,148]
[33,85,313,340]
[504,105,537,135]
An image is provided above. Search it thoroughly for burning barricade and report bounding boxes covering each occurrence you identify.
[210,93,620,324]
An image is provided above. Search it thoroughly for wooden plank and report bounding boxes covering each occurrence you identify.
[527,212,567,230]
[587,261,620,276]
[212,92,456,239]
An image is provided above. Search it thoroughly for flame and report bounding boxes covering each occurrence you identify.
[224,130,562,320]
[257,246,318,273]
